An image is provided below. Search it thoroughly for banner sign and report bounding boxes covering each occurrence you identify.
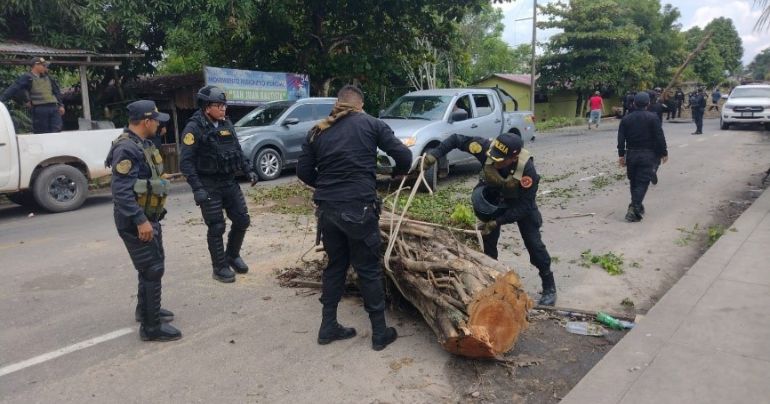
[204,66,310,106]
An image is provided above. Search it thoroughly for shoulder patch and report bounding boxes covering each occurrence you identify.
[183,133,195,145]
[116,159,132,175]
[520,176,533,189]
[219,129,232,136]
[469,141,482,154]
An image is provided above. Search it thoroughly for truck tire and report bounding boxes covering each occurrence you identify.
[7,191,39,208]
[254,148,283,181]
[32,164,89,213]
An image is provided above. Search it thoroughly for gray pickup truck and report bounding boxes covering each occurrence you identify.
[377,87,535,190]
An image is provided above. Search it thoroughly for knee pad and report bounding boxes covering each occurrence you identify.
[208,220,226,237]
[231,214,250,231]
[143,263,165,281]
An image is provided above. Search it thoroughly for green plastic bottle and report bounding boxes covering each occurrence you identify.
[596,312,623,330]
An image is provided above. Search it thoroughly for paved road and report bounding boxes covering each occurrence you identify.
[0,118,767,403]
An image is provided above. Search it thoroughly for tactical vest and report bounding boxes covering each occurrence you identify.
[482,149,532,200]
[30,75,57,106]
[112,133,169,219]
[195,122,243,176]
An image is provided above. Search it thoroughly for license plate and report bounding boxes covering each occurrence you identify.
[740,112,754,118]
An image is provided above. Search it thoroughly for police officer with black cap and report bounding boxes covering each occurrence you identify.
[297,85,412,351]
[180,86,259,283]
[424,132,557,306]
[618,92,669,222]
[0,57,65,133]
[105,100,181,341]
[690,86,707,135]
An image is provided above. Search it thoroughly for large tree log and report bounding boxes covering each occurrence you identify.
[380,214,533,359]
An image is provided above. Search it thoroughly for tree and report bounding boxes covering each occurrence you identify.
[704,17,743,76]
[747,48,770,80]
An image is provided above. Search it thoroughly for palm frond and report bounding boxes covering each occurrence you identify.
[755,0,770,31]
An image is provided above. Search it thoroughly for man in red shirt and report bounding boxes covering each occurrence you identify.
[588,91,604,130]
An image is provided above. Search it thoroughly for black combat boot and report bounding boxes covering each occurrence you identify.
[625,204,642,222]
[370,311,398,351]
[317,305,356,345]
[135,280,174,323]
[538,271,557,306]
[226,229,249,274]
[139,281,182,342]
[209,235,235,283]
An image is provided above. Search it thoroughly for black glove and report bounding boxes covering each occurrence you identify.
[422,153,437,170]
[193,189,209,205]
[248,171,259,186]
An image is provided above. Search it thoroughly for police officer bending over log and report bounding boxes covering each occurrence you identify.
[297,85,412,351]
[180,86,259,283]
[106,100,181,341]
[424,133,557,306]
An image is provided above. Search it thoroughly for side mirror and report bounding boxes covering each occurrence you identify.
[283,118,300,126]
[450,110,468,123]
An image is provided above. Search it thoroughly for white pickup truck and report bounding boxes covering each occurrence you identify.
[0,102,121,212]
[377,87,535,190]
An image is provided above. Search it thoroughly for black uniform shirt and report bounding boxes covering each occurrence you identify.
[105,129,154,227]
[617,110,668,158]
[179,109,250,190]
[296,112,411,202]
[430,133,541,225]
[691,93,707,110]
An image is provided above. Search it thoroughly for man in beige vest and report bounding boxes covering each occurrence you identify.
[1,56,65,133]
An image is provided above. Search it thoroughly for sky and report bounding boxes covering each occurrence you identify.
[494,0,769,66]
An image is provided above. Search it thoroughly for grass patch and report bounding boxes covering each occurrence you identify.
[536,116,586,132]
[387,184,475,228]
[707,224,725,246]
[675,224,700,246]
[541,171,575,183]
[580,249,625,275]
[621,298,635,307]
[250,182,315,215]
[590,175,612,190]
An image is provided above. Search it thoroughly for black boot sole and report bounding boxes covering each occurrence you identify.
[229,264,249,274]
[140,333,182,342]
[136,315,174,323]
[317,331,357,345]
[372,328,398,351]
[212,273,235,283]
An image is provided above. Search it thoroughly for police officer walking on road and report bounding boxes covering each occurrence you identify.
[106,100,181,341]
[0,57,65,133]
[180,86,259,283]
[617,92,669,222]
[297,85,411,351]
[690,87,707,135]
[424,133,557,306]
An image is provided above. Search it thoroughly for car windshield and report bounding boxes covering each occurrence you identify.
[730,88,770,98]
[235,102,292,127]
[381,96,452,120]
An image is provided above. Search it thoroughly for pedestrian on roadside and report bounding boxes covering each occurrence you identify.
[588,91,604,129]
[674,87,685,119]
[0,57,65,133]
[423,133,557,306]
[708,88,721,112]
[297,85,412,351]
[690,87,707,135]
[617,92,669,222]
[105,100,181,341]
[179,86,259,284]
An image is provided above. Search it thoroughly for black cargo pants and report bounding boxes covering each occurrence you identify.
[117,220,165,325]
[482,208,552,277]
[625,149,657,209]
[199,179,251,267]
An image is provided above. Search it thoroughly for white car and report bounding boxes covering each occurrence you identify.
[720,84,770,130]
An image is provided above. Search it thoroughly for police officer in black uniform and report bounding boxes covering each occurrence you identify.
[617,92,669,222]
[674,87,685,119]
[180,86,259,283]
[297,85,411,351]
[106,100,181,341]
[690,86,707,135]
[624,91,636,116]
[0,57,64,133]
[424,133,557,306]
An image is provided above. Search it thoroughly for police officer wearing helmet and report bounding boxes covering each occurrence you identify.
[180,86,259,283]
[424,133,557,306]
[105,100,181,341]
[617,92,669,222]
[297,85,412,351]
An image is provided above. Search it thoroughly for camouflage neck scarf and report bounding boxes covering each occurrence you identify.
[308,102,362,142]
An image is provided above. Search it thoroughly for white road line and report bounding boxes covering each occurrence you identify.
[0,328,134,377]
[678,144,688,148]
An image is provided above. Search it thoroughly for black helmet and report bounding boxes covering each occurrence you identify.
[197,85,227,107]
[472,185,504,222]
[634,92,650,107]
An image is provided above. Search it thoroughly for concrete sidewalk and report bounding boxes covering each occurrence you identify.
[561,188,770,404]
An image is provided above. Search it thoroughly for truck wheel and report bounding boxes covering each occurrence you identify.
[720,119,729,130]
[418,149,440,193]
[32,164,89,212]
[254,148,283,181]
[7,191,39,208]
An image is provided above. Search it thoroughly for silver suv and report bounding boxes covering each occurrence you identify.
[721,84,770,130]
[235,98,336,180]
